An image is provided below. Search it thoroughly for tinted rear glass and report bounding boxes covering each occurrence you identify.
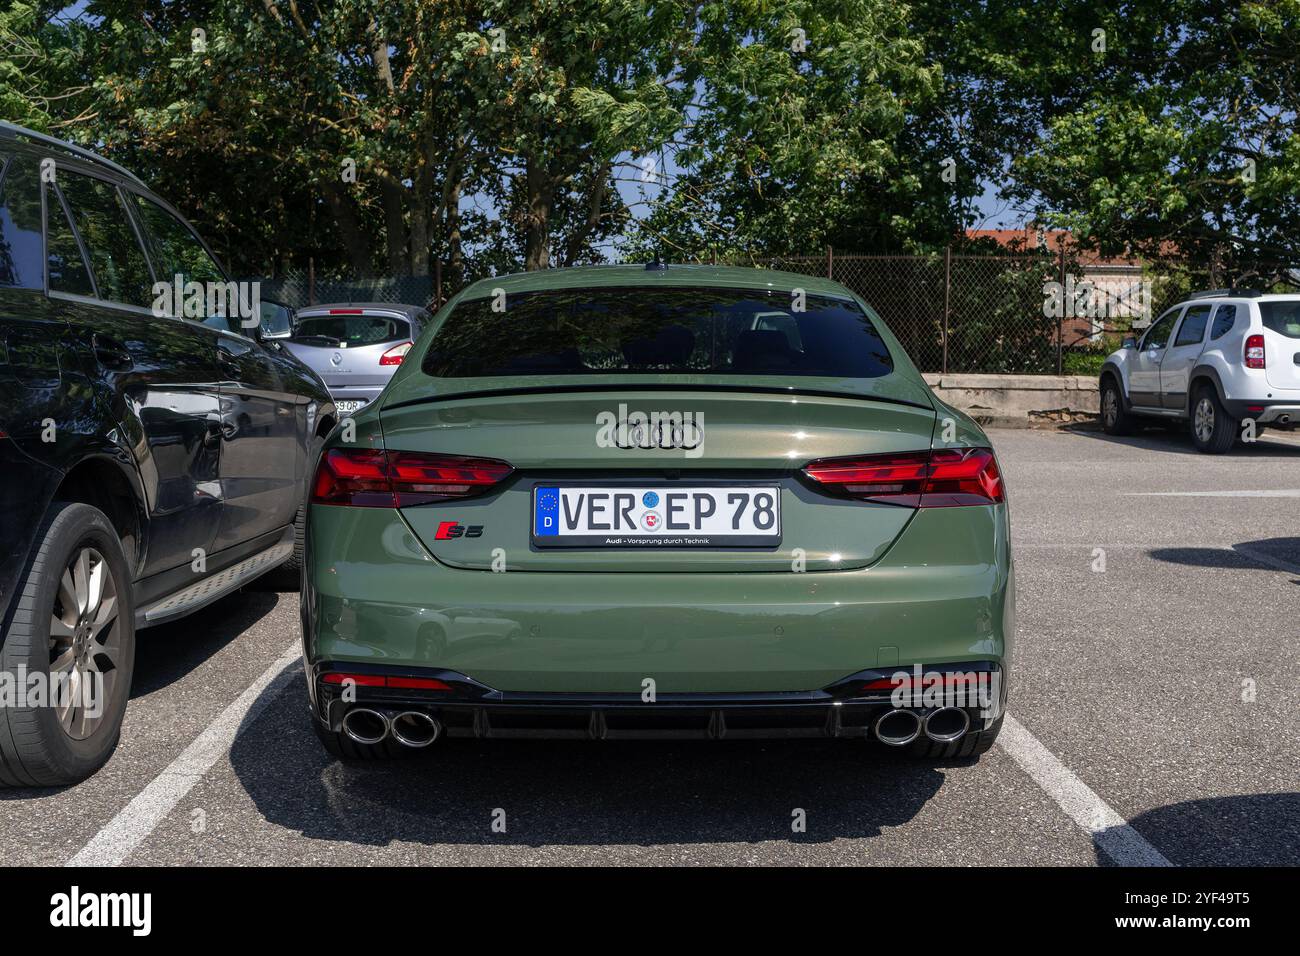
[423,287,894,378]
[293,314,410,346]
[1259,302,1300,339]
[0,154,45,290]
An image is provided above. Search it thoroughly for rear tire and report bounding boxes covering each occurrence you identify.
[1190,385,1237,453]
[1100,378,1131,435]
[283,506,305,574]
[0,502,135,787]
[905,714,1003,759]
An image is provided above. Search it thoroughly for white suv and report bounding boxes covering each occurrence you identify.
[1099,291,1300,452]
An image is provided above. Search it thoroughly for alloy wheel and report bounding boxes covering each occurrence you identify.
[48,547,121,740]
[1103,388,1118,427]
[1194,397,1215,444]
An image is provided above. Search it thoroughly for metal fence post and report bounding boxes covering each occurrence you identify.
[308,256,316,306]
[435,259,443,308]
[942,245,951,375]
[826,245,833,280]
[1057,243,1066,375]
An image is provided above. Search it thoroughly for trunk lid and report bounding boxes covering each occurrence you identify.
[380,389,936,572]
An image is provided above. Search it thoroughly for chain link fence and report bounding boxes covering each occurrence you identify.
[246,252,1298,375]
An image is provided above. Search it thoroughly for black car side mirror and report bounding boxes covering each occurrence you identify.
[258,300,294,341]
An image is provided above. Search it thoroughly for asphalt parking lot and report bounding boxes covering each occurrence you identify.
[2,427,1296,866]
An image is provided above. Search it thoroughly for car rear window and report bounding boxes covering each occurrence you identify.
[293,314,411,347]
[422,287,894,379]
[1259,302,1300,339]
[0,153,45,290]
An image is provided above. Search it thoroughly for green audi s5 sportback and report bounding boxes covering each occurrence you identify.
[301,264,1013,759]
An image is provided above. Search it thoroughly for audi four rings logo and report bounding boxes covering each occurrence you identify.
[595,404,705,457]
[619,419,705,450]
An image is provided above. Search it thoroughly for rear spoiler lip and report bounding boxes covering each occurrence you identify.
[382,381,934,413]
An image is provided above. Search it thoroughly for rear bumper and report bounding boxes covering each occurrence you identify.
[308,660,1006,740]
[324,384,385,405]
[302,504,1014,695]
[1223,400,1300,425]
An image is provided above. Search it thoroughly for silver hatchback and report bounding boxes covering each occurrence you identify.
[284,302,430,414]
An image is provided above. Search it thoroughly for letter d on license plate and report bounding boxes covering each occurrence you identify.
[532,485,781,548]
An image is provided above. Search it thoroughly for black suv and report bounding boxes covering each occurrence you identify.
[0,122,335,786]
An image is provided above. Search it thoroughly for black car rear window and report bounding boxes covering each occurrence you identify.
[1259,302,1300,339]
[293,314,411,347]
[0,154,45,290]
[423,287,894,379]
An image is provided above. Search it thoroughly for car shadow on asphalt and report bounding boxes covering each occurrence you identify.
[131,588,280,698]
[1095,792,1300,866]
[1062,423,1300,456]
[1149,537,1300,582]
[230,672,954,848]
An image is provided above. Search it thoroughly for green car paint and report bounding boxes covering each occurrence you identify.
[302,265,1012,702]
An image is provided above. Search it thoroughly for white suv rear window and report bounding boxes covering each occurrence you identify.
[1260,302,1300,339]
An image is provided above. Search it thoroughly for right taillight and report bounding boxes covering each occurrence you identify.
[312,449,513,507]
[1245,334,1266,369]
[802,447,1004,508]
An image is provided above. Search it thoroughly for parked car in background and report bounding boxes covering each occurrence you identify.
[1099,290,1300,452]
[0,122,336,786]
[302,264,1012,760]
[284,303,430,415]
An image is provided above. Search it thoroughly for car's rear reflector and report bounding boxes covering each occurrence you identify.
[311,449,513,507]
[380,341,413,366]
[322,672,451,691]
[802,447,1004,507]
[1245,334,1266,369]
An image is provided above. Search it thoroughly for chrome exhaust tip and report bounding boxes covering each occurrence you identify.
[342,707,389,745]
[389,711,441,748]
[923,706,971,743]
[874,709,922,747]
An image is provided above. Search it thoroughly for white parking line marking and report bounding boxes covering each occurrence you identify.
[67,642,301,867]
[997,715,1173,866]
[1122,489,1300,497]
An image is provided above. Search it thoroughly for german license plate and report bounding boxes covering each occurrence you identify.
[532,485,781,548]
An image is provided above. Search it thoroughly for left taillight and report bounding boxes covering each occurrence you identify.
[311,449,513,507]
[380,341,413,366]
[802,447,1004,507]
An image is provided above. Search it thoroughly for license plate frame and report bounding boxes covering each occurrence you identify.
[531,483,782,549]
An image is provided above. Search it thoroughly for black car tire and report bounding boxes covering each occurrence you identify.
[1190,384,1237,453]
[283,506,305,574]
[1100,377,1132,435]
[0,502,135,787]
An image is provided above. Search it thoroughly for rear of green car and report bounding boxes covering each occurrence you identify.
[301,265,1013,757]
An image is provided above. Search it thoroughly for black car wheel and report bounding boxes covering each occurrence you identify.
[0,502,135,787]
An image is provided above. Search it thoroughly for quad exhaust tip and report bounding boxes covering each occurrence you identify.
[390,711,441,748]
[874,709,922,746]
[874,707,971,746]
[341,707,442,748]
[922,706,971,743]
[342,707,389,745]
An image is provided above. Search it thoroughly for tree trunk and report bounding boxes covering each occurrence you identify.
[563,161,611,266]
[322,183,372,275]
[380,175,408,276]
[524,153,554,271]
